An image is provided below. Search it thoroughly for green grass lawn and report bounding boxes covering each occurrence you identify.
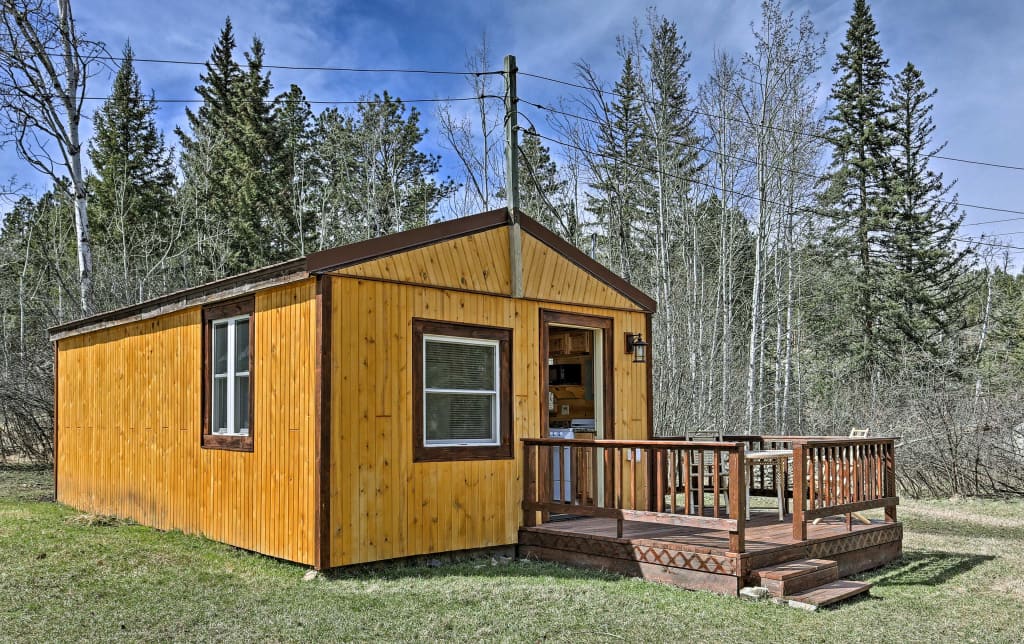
[1,465,1022,642]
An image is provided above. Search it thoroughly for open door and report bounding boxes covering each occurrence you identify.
[540,310,614,509]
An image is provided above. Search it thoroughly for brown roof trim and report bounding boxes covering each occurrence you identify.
[48,258,308,340]
[517,211,657,313]
[305,207,510,273]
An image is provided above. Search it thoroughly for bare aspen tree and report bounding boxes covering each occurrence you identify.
[0,0,105,313]
[437,34,504,217]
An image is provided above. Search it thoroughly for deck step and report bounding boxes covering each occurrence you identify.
[785,580,872,610]
[752,558,839,597]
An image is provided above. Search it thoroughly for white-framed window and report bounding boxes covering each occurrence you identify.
[422,334,500,446]
[211,314,250,436]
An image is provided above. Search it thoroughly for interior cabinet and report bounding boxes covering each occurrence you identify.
[549,329,591,356]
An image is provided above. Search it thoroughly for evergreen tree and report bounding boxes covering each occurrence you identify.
[885,62,974,358]
[348,92,454,238]
[823,0,893,377]
[273,84,316,255]
[588,52,651,283]
[87,42,176,305]
[176,18,290,274]
[514,127,574,236]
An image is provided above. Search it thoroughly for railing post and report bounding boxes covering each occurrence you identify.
[792,442,806,541]
[728,444,745,553]
[885,441,897,524]
[523,442,537,527]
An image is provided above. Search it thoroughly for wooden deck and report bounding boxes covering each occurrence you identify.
[518,511,903,595]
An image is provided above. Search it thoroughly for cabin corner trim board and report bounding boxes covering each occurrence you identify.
[314,274,333,570]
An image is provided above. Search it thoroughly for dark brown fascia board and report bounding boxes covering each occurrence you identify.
[48,206,656,340]
[48,258,308,341]
[305,207,510,273]
[516,212,657,313]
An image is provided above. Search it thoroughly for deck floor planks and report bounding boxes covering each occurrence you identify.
[524,513,894,555]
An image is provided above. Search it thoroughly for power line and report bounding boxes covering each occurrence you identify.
[519,69,1024,174]
[1,92,496,106]
[99,54,503,77]
[521,127,1024,252]
[521,97,1024,218]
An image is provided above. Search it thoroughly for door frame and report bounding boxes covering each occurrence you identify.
[538,309,614,439]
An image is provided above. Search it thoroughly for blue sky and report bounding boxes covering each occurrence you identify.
[4,0,1024,263]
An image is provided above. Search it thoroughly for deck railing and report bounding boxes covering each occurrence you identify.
[522,435,899,552]
[521,438,746,552]
[791,437,898,539]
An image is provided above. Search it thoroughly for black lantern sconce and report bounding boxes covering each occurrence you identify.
[624,332,648,364]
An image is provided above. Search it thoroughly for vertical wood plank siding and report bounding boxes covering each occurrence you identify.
[328,232,651,567]
[55,279,318,566]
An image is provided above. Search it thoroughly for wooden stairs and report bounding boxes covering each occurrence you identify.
[749,558,872,610]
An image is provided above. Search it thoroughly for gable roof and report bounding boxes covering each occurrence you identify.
[49,208,655,341]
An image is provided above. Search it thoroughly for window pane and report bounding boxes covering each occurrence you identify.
[235,375,249,434]
[425,340,495,390]
[213,377,227,432]
[213,323,228,375]
[234,319,249,373]
[425,393,495,443]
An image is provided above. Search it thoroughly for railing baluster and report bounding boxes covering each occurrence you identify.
[683,449,691,515]
[697,449,705,518]
[669,449,677,514]
[629,447,637,510]
[712,449,721,519]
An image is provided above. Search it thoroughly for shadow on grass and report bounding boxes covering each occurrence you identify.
[321,554,628,585]
[870,550,993,588]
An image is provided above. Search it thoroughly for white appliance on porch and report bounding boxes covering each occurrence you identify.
[548,427,574,502]
[549,419,595,503]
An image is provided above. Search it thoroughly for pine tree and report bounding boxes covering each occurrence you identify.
[588,52,650,284]
[87,42,176,305]
[513,128,569,232]
[273,84,316,255]
[885,62,974,358]
[176,18,290,274]
[823,0,892,377]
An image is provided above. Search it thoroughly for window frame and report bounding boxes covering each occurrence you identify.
[412,318,512,462]
[202,297,255,452]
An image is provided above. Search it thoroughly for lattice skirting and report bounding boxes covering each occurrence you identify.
[518,530,737,576]
[808,524,903,559]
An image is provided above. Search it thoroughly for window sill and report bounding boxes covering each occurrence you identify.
[413,444,513,462]
[201,433,254,452]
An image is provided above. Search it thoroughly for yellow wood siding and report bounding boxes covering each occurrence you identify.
[55,279,318,565]
[328,275,650,567]
[332,227,645,313]
[333,227,512,294]
[521,233,642,311]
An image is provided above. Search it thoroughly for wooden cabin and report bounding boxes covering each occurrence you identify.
[50,208,656,570]
[52,208,901,604]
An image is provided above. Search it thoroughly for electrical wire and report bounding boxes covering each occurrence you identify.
[520,127,1024,251]
[98,54,503,77]
[0,92,497,106]
[519,69,1024,173]
[520,97,1024,218]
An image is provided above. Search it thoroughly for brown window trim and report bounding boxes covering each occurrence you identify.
[412,318,513,462]
[201,296,255,452]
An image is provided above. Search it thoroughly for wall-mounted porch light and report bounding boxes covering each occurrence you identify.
[624,332,648,364]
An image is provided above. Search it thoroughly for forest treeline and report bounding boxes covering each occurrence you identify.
[1,0,1022,497]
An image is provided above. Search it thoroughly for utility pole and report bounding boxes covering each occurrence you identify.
[505,54,523,298]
